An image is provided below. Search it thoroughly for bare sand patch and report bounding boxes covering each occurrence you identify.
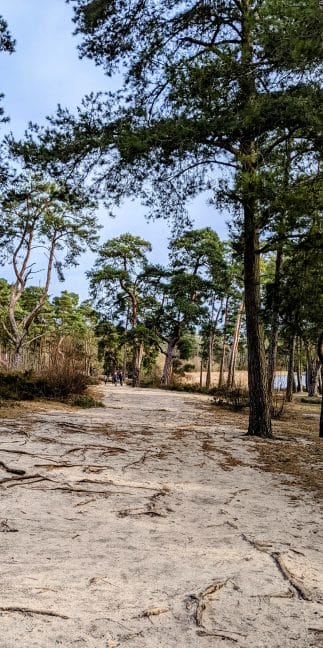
[0,386,321,647]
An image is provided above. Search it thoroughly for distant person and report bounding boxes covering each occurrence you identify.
[104,375,108,385]
[118,370,124,386]
[112,371,118,386]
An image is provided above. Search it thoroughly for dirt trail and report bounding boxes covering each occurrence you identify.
[0,385,322,648]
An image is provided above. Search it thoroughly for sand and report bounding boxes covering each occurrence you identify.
[0,385,322,647]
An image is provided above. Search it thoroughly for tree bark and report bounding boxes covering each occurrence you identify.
[132,342,143,387]
[306,343,321,397]
[161,337,178,386]
[218,296,229,388]
[296,337,303,392]
[267,246,284,399]
[286,336,296,402]
[318,333,323,438]
[243,180,272,438]
[206,300,223,389]
[227,300,244,389]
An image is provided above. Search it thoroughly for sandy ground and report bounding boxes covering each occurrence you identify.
[0,385,322,648]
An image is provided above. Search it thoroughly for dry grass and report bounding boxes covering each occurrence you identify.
[243,396,323,500]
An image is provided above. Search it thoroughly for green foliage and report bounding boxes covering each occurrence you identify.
[0,369,91,401]
[71,394,104,408]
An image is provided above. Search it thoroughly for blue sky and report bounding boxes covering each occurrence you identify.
[0,0,227,300]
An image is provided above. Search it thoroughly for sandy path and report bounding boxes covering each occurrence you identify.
[0,385,322,648]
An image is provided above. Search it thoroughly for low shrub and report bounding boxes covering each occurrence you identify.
[71,394,104,408]
[212,386,250,410]
[0,368,94,401]
[271,392,286,419]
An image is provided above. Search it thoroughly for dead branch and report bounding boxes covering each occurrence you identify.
[0,606,68,619]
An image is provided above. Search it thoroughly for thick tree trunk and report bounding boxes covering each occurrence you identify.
[132,343,143,387]
[227,300,244,389]
[307,355,321,397]
[243,193,272,438]
[161,337,178,386]
[240,2,272,437]
[318,333,323,438]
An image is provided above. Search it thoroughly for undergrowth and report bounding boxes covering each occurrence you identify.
[0,369,95,402]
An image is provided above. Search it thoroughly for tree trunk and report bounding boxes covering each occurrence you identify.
[286,336,296,402]
[199,358,203,388]
[296,337,303,392]
[132,342,143,387]
[243,189,272,438]
[227,300,244,389]
[267,247,284,398]
[307,355,321,397]
[218,296,229,388]
[318,333,323,438]
[161,338,178,386]
[206,300,223,389]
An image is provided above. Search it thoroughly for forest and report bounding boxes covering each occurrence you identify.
[0,1,322,439]
[0,3,322,647]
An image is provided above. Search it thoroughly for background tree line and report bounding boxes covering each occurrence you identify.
[0,1,321,436]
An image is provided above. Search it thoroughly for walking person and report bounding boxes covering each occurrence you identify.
[118,370,124,386]
[112,370,118,386]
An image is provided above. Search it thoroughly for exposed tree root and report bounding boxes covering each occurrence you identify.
[141,606,170,618]
[0,473,48,486]
[122,452,148,472]
[196,629,238,642]
[118,489,170,518]
[0,448,58,462]
[271,552,317,602]
[0,461,25,476]
[65,445,126,457]
[241,533,273,552]
[0,606,68,619]
[241,534,321,603]
[225,488,249,505]
[0,519,18,532]
[186,579,229,628]
[251,590,294,600]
